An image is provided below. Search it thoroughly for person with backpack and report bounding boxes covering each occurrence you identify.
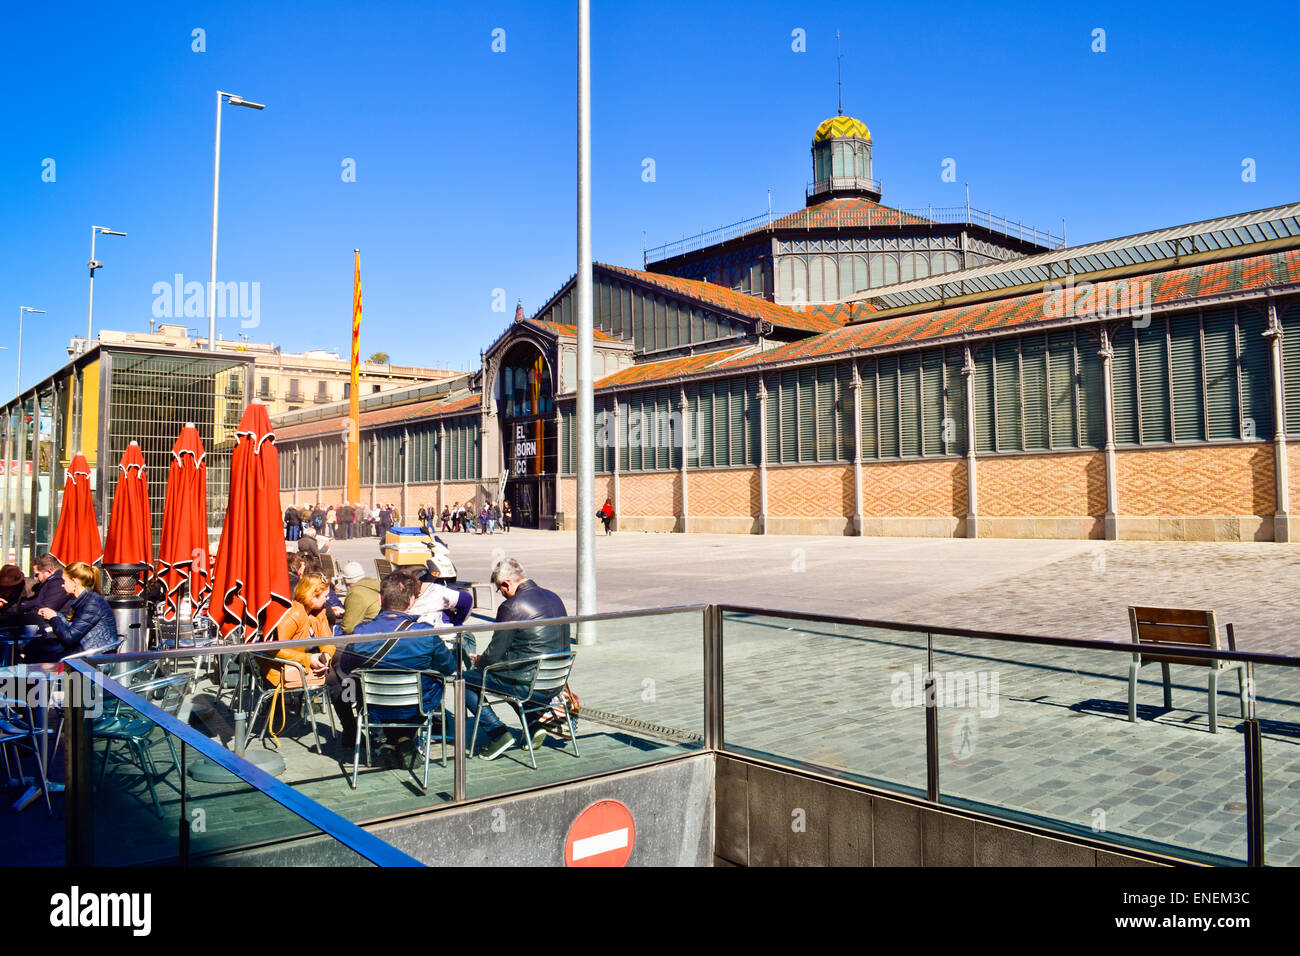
[285,505,302,541]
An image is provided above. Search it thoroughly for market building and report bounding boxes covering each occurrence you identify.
[270,114,1300,541]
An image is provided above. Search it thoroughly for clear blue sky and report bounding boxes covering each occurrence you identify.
[2,0,1297,394]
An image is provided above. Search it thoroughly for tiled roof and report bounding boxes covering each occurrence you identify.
[592,347,753,390]
[275,393,481,441]
[716,247,1300,370]
[526,318,620,342]
[599,263,843,334]
[767,197,932,230]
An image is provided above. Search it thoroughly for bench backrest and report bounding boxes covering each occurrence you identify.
[1128,606,1225,665]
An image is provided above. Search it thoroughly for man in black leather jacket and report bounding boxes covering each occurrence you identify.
[466,557,571,760]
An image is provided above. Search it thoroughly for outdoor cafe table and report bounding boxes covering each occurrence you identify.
[0,663,65,811]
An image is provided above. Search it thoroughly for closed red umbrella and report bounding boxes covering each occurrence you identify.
[156,424,210,621]
[103,442,153,590]
[49,452,102,567]
[211,402,291,640]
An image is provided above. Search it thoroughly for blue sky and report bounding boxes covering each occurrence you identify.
[2,0,1297,394]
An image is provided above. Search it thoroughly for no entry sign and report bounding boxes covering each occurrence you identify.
[564,799,636,867]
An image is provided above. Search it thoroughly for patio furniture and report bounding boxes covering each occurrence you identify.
[1127,606,1248,734]
[468,652,579,769]
[350,668,446,791]
[244,654,336,754]
[94,672,193,817]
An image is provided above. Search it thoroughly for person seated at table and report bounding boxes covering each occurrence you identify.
[334,573,466,753]
[260,575,354,743]
[297,525,327,555]
[0,564,24,618]
[298,554,343,622]
[30,561,120,662]
[18,553,72,616]
[286,551,306,595]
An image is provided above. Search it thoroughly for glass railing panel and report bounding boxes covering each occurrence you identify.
[931,635,1248,864]
[463,608,705,801]
[720,610,929,796]
[1249,663,1300,867]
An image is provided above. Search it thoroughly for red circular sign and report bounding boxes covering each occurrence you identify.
[564,799,636,867]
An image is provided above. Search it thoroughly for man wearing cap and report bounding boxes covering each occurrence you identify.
[340,561,381,635]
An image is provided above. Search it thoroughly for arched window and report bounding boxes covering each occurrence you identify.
[809,256,838,303]
[839,255,869,298]
[779,257,809,305]
[901,253,930,283]
[933,252,960,275]
[881,254,900,287]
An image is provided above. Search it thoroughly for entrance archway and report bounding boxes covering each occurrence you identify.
[496,342,556,529]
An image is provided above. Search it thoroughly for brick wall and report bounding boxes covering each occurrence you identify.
[1117,445,1274,516]
[861,458,967,518]
[689,469,760,516]
[978,452,1104,518]
[767,465,852,518]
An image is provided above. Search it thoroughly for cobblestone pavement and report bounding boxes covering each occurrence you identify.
[306,529,1300,863]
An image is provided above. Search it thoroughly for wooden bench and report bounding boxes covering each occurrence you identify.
[1127,606,1247,734]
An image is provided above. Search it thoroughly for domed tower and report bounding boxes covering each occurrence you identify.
[807,114,881,205]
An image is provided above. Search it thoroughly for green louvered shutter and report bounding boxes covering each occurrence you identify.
[628,396,642,471]
[729,379,746,465]
[657,388,673,469]
[1237,307,1273,440]
[796,367,816,461]
[943,349,967,455]
[715,381,730,466]
[617,399,629,471]
[698,382,714,467]
[878,357,900,458]
[859,360,878,459]
[837,363,855,461]
[1169,314,1204,442]
[1136,320,1171,444]
[1111,325,1139,445]
[815,365,837,461]
[898,352,922,457]
[1202,309,1239,440]
[1075,328,1105,447]
[1047,331,1078,448]
[921,350,944,456]
[1021,334,1050,450]
[973,347,995,452]
[994,338,1022,451]
[777,370,795,462]
[764,376,778,463]
[1284,303,1300,436]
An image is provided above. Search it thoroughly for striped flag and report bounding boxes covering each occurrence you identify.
[347,249,362,502]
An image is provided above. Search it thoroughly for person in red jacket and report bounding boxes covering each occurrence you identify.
[597,498,613,536]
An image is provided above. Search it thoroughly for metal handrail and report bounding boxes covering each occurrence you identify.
[806,175,883,197]
[65,659,423,867]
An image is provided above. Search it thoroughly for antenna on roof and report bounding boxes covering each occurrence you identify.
[836,30,843,116]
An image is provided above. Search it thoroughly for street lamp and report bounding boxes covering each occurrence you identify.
[16,307,46,397]
[208,90,266,352]
[87,225,127,342]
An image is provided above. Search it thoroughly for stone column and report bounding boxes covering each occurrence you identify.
[757,374,769,535]
[962,348,978,538]
[293,445,300,501]
[678,387,689,534]
[315,439,323,505]
[851,361,864,535]
[554,409,564,530]
[1099,327,1119,540]
[1266,299,1291,542]
[611,399,621,531]
[370,433,378,507]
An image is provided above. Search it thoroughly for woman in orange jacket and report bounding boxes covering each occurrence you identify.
[260,575,356,743]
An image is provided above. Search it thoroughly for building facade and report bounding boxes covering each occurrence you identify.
[267,115,1300,542]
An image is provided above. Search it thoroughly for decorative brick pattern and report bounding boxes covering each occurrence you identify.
[861,459,967,518]
[690,469,760,516]
[978,453,1105,518]
[1290,443,1300,514]
[616,472,682,516]
[560,475,614,514]
[767,465,853,518]
[1117,445,1274,516]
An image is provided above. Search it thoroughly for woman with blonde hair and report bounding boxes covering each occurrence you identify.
[32,561,119,661]
[259,574,355,743]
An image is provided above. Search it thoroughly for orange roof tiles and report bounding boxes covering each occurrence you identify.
[715,247,1300,371]
[766,197,932,230]
[275,392,481,441]
[592,347,752,389]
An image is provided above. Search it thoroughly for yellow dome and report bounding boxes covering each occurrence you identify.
[813,115,871,144]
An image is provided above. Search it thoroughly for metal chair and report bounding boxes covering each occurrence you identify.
[94,673,193,817]
[373,558,394,582]
[244,654,336,753]
[1,689,56,816]
[468,652,579,769]
[155,615,220,679]
[1127,606,1248,734]
[350,668,445,791]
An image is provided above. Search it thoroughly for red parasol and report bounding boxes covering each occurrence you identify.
[49,452,102,567]
[210,402,291,640]
[156,424,210,621]
[103,442,153,589]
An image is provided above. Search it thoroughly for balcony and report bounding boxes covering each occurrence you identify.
[285,391,305,404]
[807,175,883,201]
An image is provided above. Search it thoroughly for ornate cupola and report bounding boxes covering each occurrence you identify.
[807,114,881,205]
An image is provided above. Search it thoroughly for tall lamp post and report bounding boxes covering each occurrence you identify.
[16,307,46,397]
[208,91,266,351]
[87,226,127,343]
